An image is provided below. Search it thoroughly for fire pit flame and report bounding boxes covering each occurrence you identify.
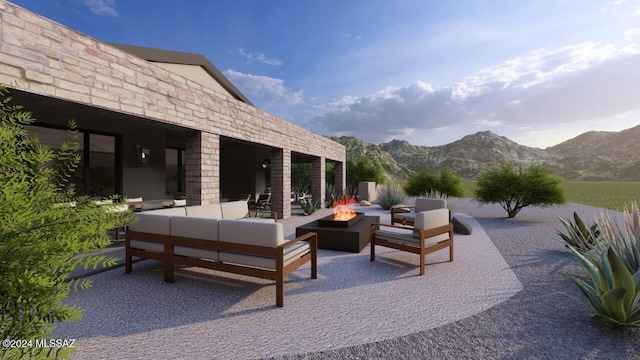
[333,196,357,221]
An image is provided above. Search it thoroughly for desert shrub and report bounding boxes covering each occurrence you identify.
[0,83,133,359]
[377,182,406,210]
[557,212,600,252]
[475,163,566,218]
[566,246,640,327]
[325,182,336,208]
[404,168,464,198]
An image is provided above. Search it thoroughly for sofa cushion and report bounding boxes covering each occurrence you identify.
[186,204,222,218]
[128,213,173,235]
[218,220,284,248]
[375,230,449,247]
[144,207,187,216]
[219,242,311,270]
[220,200,250,219]
[414,198,447,212]
[170,216,220,241]
[414,208,450,230]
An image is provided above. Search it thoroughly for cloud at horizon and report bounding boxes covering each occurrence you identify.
[301,41,640,148]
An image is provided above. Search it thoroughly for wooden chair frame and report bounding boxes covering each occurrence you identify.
[126,230,317,307]
[370,222,453,275]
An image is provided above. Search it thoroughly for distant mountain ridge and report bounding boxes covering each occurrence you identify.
[330,125,640,181]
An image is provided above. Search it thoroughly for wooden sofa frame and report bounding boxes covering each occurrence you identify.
[125,229,317,307]
[370,222,453,275]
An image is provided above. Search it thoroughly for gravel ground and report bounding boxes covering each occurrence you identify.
[55,199,640,359]
[272,199,640,360]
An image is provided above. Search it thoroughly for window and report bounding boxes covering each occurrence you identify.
[166,148,185,197]
[25,125,119,197]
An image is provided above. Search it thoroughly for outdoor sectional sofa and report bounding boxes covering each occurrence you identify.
[125,200,318,307]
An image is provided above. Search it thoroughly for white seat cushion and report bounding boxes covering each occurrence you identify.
[218,220,284,248]
[374,230,449,247]
[186,204,223,218]
[219,242,311,270]
[170,217,220,241]
[220,200,250,219]
[128,213,172,235]
[414,198,447,212]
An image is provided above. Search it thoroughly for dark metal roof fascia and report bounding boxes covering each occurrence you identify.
[109,43,253,106]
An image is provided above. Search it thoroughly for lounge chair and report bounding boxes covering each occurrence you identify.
[371,208,453,275]
[390,198,447,226]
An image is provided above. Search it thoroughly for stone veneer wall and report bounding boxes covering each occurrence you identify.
[0,2,346,212]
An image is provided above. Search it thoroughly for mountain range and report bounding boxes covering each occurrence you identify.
[330,125,640,181]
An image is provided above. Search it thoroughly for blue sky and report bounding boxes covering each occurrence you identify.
[9,0,640,148]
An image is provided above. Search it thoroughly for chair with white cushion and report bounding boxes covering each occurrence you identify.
[390,198,447,226]
[371,208,453,275]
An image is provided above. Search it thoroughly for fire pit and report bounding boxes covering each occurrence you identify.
[317,212,365,228]
[296,196,380,252]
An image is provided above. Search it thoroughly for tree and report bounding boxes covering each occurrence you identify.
[0,83,133,359]
[474,163,566,218]
[346,157,386,195]
[291,163,311,194]
[404,168,464,197]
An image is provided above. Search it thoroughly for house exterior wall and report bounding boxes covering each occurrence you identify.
[0,1,346,216]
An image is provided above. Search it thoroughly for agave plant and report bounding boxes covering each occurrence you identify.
[557,212,600,252]
[300,198,320,215]
[566,246,640,327]
[590,202,640,274]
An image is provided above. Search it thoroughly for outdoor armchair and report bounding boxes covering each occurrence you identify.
[371,208,453,275]
[390,198,447,226]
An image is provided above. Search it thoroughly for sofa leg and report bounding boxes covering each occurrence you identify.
[164,263,174,283]
[276,278,284,307]
[125,255,132,273]
[419,253,425,276]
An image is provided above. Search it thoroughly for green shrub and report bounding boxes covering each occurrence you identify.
[475,163,566,218]
[376,182,406,210]
[0,83,133,359]
[557,212,600,252]
[404,168,464,198]
[566,246,640,327]
[346,158,386,195]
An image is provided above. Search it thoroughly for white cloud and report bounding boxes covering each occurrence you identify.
[306,41,640,147]
[81,0,117,17]
[238,49,283,66]
[225,70,302,106]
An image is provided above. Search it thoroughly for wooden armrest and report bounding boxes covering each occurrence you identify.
[279,231,317,249]
[414,223,454,238]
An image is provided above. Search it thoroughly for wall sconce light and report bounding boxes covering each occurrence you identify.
[136,145,150,164]
[261,158,271,169]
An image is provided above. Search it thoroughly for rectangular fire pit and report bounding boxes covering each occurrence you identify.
[316,212,365,228]
[296,214,380,253]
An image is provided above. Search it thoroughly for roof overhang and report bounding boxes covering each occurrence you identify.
[110,43,253,106]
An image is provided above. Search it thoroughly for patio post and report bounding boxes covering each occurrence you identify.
[270,148,291,219]
[311,156,325,208]
[185,130,220,205]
